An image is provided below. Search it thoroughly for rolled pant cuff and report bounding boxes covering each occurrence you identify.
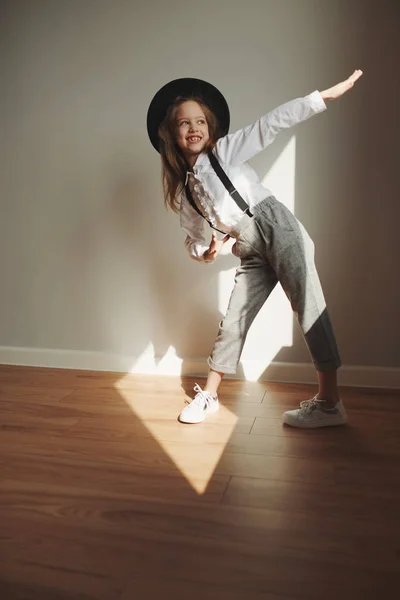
[313,359,342,372]
[207,356,237,375]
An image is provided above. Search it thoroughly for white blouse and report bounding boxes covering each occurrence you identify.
[179,90,327,262]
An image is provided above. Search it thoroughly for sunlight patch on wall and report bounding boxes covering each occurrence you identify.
[218,136,297,381]
[130,342,183,375]
[262,135,296,212]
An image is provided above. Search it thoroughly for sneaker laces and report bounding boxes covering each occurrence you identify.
[185,383,216,409]
[299,396,338,414]
[298,397,321,414]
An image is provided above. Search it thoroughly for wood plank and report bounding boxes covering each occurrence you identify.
[120,575,300,600]
[0,455,229,504]
[222,475,400,518]
[0,561,122,600]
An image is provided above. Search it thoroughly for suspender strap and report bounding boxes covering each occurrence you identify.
[208,150,253,216]
[184,150,253,235]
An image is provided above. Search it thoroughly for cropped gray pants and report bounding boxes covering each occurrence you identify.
[208,196,341,374]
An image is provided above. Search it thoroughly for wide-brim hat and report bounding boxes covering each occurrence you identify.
[147,77,230,152]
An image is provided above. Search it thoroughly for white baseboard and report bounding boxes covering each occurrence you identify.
[0,345,399,389]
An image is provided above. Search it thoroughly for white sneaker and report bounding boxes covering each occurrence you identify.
[178,384,219,424]
[282,396,347,428]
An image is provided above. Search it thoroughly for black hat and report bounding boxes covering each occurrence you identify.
[147,77,230,152]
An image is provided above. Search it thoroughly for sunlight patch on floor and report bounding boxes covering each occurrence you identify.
[116,375,238,494]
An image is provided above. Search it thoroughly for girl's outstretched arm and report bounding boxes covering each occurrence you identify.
[215,69,363,166]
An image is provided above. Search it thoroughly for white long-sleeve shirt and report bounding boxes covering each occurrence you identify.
[179,90,327,262]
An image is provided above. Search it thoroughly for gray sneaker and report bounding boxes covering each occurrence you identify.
[282,396,347,428]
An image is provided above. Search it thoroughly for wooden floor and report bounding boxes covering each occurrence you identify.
[0,365,399,600]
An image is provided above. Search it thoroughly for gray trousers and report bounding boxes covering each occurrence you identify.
[208,196,341,374]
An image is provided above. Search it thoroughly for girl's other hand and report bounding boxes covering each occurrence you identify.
[320,69,363,102]
[204,232,230,262]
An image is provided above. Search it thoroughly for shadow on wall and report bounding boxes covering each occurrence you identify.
[124,131,299,379]
[67,94,337,379]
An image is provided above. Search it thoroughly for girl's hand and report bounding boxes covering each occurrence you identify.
[320,69,363,102]
[204,232,230,262]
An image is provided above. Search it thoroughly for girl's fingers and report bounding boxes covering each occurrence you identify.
[209,233,217,251]
[208,233,231,257]
[350,69,363,82]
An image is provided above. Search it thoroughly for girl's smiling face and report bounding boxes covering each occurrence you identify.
[175,100,210,166]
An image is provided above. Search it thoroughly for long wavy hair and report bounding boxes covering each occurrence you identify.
[158,97,221,212]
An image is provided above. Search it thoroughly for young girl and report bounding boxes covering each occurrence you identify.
[147,70,363,428]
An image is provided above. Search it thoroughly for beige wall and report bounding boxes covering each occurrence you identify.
[0,0,399,377]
